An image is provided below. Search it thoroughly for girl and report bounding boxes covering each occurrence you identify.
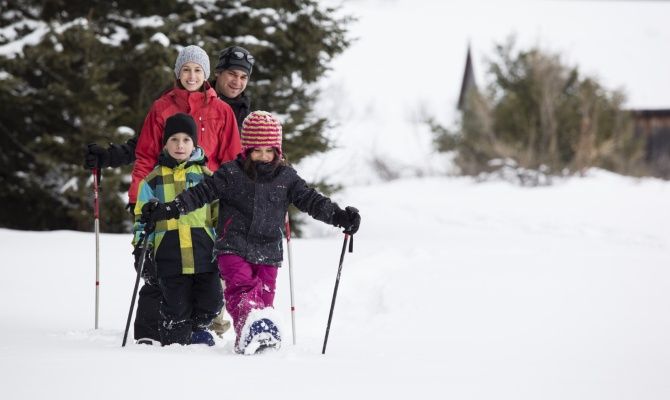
[134,113,222,346]
[141,111,361,354]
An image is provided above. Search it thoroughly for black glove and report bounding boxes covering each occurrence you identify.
[140,200,181,225]
[84,143,110,169]
[132,242,157,285]
[333,206,361,235]
[125,203,136,216]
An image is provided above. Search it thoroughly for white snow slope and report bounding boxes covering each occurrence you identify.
[2,1,670,399]
[1,170,669,400]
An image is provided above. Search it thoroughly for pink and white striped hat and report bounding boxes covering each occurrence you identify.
[240,111,283,156]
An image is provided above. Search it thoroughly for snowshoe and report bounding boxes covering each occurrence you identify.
[135,337,160,346]
[239,318,281,355]
[190,329,216,346]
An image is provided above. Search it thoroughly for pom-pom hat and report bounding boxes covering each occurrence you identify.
[240,111,282,156]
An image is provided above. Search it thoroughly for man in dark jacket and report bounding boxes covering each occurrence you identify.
[212,46,253,129]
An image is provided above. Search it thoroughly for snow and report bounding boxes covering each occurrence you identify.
[0,20,48,58]
[97,25,129,47]
[150,32,171,47]
[304,0,670,186]
[116,126,136,137]
[178,19,207,35]
[1,1,670,399]
[1,169,669,399]
[132,16,165,28]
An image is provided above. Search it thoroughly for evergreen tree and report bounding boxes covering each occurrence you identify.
[0,0,351,231]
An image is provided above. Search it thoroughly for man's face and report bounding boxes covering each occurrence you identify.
[215,69,249,98]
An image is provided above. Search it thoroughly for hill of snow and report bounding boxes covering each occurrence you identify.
[2,1,670,398]
[1,170,669,399]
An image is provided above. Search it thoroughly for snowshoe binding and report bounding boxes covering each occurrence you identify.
[239,318,281,355]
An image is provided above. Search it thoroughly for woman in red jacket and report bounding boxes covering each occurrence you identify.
[129,45,241,205]
[131,45,241,345]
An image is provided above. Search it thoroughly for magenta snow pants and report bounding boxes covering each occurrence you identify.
[217,254,278,341]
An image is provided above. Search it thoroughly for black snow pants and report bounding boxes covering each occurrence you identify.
[133,282,162,341]
[158,271,223,346]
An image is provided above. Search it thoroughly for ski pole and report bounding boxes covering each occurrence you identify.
[322,233,354,354]
[285,213,297,345]
[93,167,101,329]
[122,229,152,347]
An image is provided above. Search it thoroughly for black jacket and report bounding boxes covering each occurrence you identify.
[176,157,338,266]
[219,91,251,129]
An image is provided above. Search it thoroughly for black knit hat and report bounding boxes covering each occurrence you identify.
[163,113,197,146]
[215,46,254,76]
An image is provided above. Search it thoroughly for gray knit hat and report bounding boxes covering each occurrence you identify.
[174,45,210,79]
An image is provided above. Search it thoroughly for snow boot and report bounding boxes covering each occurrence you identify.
[190,329,216,346]
[211,314,232,338]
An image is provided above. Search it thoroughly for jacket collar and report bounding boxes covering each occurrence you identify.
[168,82,218,108]
[159,147,207,169]
[219,91,250,107]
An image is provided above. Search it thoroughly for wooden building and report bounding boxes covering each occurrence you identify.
[632,109,670,178]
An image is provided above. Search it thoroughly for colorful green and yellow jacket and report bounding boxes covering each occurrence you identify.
[133,147,218,277]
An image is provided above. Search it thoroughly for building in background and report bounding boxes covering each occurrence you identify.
[632,109,670,178]
[457,47,670,179]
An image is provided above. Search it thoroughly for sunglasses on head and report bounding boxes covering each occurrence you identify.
[222,49,255,65]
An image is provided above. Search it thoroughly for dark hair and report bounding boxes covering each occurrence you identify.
[242,148,286,180]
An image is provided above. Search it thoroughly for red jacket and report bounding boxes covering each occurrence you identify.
[129,83,241,203]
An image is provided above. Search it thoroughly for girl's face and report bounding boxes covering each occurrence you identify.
[165,133,195,162]
[178,62,205,92]
[249,146,276,163]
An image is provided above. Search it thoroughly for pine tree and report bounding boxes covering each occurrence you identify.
[431,38,646,181]
[0,0,351,231]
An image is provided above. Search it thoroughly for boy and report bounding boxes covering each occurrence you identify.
[133,113,223,346]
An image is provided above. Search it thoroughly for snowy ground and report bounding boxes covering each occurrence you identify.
[2,1,670,399]
[1,170,669,399]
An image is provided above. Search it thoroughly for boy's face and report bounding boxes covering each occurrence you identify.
[178,62,206,92]
[215,69,249,98]
[249,146,276,163]
[165,133,195,162]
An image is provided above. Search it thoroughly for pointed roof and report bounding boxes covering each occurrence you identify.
[457,44,477,111]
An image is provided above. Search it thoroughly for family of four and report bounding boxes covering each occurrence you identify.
[85,44,361,354]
